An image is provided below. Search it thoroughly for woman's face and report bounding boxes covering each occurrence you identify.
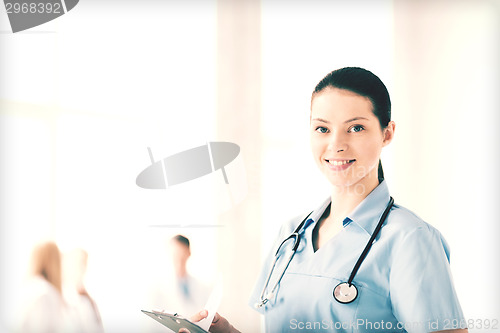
[310,87,393,192]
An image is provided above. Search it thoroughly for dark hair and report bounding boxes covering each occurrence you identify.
[312,67,391,182]
[172,234,190,249]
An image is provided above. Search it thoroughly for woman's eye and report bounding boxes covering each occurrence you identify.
[349,125,365,133]
[315,127,329,133]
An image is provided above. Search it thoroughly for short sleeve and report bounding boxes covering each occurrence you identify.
[390,226,466,332]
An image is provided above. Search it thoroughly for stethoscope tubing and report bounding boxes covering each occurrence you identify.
[256,213,312,308]
[257,197,394,307]
[265,234,298,301]
[347,196,394,285]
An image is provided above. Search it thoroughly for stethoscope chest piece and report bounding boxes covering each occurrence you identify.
[333,282,358,304]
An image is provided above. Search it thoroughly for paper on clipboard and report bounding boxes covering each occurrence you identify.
[142,310,209,333]
[196,277,223,331]
[142,276,223,332]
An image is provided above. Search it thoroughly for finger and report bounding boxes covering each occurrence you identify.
[189,309,209,323]
[178,329,190,333]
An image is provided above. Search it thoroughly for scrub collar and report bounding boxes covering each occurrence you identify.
[301,180,392,237]
[344,180,392,236]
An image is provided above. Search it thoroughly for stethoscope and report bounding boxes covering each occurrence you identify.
[255,196,394,308]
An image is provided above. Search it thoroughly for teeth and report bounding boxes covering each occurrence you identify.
[328,160,351,166]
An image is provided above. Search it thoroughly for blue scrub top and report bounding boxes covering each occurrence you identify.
[249,181,466,332]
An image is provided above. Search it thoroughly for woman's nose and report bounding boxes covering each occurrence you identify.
[327,131,348,152]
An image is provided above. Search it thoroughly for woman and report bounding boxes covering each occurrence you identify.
[17,241,76,333]
[190,67,467,332]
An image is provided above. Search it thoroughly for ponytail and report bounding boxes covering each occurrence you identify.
[378,159,384,183]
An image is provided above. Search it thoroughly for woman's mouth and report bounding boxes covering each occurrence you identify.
[325,159,355,171]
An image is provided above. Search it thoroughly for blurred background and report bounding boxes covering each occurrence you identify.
[1,0,499,332]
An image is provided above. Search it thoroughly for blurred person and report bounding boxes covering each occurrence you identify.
[145,235,210,322]
[183,67,467,333]
[170,234,209,313]
[63,248,104,333]
[16,241,76,333]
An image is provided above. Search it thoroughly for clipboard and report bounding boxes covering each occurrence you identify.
[141,310,209,333]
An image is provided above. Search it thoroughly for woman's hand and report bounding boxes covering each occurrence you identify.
[178,310,241,333]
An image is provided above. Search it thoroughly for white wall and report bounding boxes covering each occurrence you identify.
[1,1,219,332]
[391,0,500,324]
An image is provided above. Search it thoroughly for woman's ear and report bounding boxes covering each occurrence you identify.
[382,121,395,147]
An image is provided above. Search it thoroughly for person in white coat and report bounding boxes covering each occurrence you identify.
[143,235,210,332]
[63,248,104,333]
[17,241,75,333]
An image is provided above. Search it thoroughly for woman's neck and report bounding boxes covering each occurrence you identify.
[330,173,380,220]
[313,171,381,251]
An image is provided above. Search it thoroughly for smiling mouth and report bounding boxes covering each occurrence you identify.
[326,159,356,166]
